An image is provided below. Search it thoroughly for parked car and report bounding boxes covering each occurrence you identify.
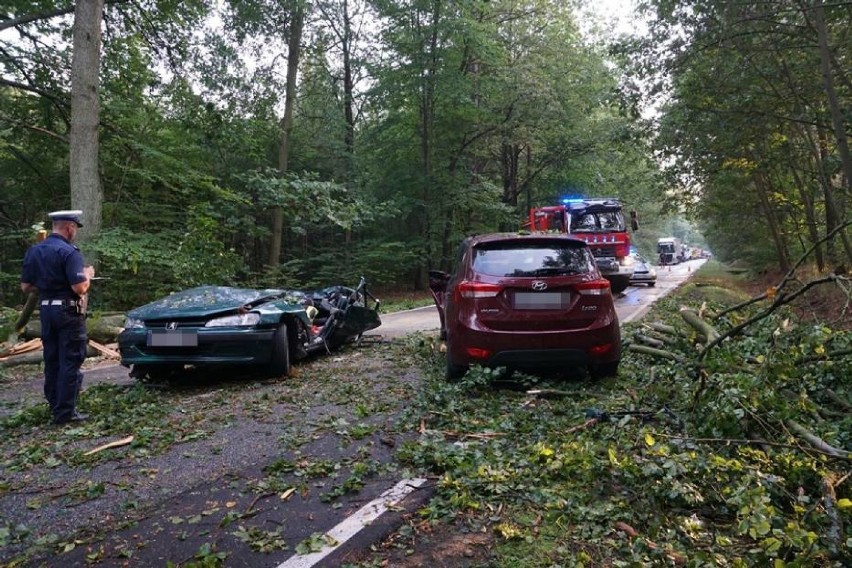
[429,233,621,380]
[629,254,657,287]
[118,277,381,380]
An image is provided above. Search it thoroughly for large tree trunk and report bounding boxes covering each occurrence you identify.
[20,314,125,343]
[341,0,355,271]
[268,2,305,268]
[412,0,441,291]
[341,0,355,163]
[70,0,104,251]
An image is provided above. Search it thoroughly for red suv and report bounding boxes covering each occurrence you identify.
[429,233,621,379]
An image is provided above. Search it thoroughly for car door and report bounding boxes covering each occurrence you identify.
[428,240,469,336]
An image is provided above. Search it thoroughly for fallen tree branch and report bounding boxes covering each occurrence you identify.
[794,348,852,365]
[0,351,46,368]
[440,430,505,441]
[632,333,666,349]
[0,345,100,367]
[651,432,848,458]
[785,419,850,458]
[83,436,134,456]
[824,389,852,412]
[628,344,686,363]
[527,389,575,398]
[680,308,720,343]
[565,418,599,434]
[646,322,685,337]
[780,389,825,424]
[19,316,125,343]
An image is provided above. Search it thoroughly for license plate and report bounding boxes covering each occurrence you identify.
[147,330,198,347]
[513,292,567,310]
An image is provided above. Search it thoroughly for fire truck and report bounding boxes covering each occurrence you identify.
[527,198,638,293]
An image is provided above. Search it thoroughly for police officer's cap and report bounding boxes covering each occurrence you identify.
[48,210,84,227]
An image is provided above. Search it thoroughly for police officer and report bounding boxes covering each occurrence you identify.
[20,210,95,425]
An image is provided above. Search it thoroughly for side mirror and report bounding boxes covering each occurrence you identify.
[630,210,639,231]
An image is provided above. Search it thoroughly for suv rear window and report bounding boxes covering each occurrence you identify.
[472,242,595,277]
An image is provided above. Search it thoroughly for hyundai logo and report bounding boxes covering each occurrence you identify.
[531,281,548,291]
[166,322,178,330]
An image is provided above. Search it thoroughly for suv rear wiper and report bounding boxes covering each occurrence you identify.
[540,267,582,276]
[513,267,581,276]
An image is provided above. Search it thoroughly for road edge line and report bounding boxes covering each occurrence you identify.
[274,477,428,568]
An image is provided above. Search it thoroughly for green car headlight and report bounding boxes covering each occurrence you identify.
[204,313,261,327]
[124,317,145,329]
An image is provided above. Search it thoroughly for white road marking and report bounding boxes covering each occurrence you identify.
[275,477,428,568]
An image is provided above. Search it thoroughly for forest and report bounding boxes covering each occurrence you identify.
[0,0,849,311]
[1,2,850,565]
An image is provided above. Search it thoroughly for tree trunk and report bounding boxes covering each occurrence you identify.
[70,0,104,253]
[502,142,523,207]
[754,172,791,271]
[341,0,355,163]
[268,2,305,268]
[21,315,125,343]
[413,0,441,291]
[812,1,852,267]
[788,161,824,271]
[341,0,355,272]
[803,124,840,263]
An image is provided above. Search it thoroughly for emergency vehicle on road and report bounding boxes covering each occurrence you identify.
[527,198,638,293]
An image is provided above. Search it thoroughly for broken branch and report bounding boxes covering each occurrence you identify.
[785,419,850,458]
[628,343,686,362]
[680,308,720,343]
[83,436,134,456]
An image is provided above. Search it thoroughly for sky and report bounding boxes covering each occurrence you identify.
[579,0,647,39]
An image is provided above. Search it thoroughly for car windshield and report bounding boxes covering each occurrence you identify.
[569,210,625,232]
[658,243,676,253]
[472,243,595,277]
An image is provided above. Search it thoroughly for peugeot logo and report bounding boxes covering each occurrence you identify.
[531,281,548,291]
[166,322,178,330]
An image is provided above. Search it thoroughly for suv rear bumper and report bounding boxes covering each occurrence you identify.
[448,318,621,369]
[489,348,589,368]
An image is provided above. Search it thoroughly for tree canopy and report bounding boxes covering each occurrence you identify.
[10,1,843,310]
[630,0,851,272]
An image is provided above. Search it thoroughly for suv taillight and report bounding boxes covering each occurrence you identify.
[455,281,501,302]
[575,279,611,296]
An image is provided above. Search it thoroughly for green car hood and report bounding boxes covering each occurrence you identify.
[127,286,296,320]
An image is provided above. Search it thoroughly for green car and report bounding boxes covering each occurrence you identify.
[118,278,381,380]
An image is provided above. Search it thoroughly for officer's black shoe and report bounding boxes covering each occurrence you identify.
[53,412,88,425]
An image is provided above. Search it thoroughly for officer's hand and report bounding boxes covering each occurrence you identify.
[84,265,95,279]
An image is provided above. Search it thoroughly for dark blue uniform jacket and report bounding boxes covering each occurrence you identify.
[21,234,87,300]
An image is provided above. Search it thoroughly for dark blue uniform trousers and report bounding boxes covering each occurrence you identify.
[40,307,87,422]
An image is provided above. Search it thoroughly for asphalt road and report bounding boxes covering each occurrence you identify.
[2,259,704,567]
